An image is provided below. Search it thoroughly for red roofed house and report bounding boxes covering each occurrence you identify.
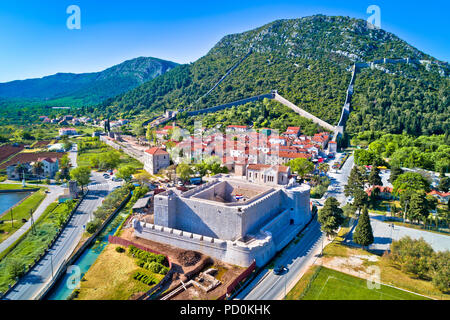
[226,125,248,133]
[144,147,170,174]
[428,190,450,204]
[282,126,301,138]
[328,140,337,153]
[366,186,395,200]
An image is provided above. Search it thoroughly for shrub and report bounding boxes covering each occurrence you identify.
[115,246,125,253]
[133,271,157,286]
[129,246,167,266]
[8,259,25,280]
[86,218,102,234]
[137,260,169,275]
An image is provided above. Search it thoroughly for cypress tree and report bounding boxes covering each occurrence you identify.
[318,197,344,238]
[353,206,374,248]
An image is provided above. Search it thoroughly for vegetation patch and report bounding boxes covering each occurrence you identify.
[299,266,428,300]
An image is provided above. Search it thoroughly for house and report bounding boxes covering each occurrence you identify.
[144,147,170,174]
[59,128,78,136]
[37,157,59,178]
[226,125,248,133]
[6,163,32,180]
[246,164,291,186]
[328,141,337,154]
[132,192,154,214]
[282,126,301,138]
[428,190,450,204]
[366,186,395,200]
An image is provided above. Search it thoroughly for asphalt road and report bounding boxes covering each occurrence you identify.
[236,218,324,300]
[236,153,355,300]
[3,172,119,300]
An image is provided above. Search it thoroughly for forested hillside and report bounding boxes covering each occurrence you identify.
[99,15,448,136]
[0,57,178,107]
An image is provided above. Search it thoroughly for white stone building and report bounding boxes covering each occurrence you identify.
[144,147,170,174]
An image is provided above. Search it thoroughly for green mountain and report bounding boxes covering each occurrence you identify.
[0,57,178,107]
[101,15,449,136]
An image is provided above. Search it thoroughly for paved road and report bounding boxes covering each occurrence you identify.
[236,219,324,300]
[3,172,120,300]
[236,152,355,300]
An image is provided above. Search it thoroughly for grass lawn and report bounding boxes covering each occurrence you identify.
[0,189,47,243]
[321,242,450,300]
[75,244,164,300]
[370,199,400,216]
[77,146,142,171]
[0,200,76,293]
[298,266,429,300]
[0,184,37,190]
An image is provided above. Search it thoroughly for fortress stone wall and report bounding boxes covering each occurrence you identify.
[135,176,312,267]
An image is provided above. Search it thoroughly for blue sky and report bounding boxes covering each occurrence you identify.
[0,0,448,82]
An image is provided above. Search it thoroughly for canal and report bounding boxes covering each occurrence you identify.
[45,208,130,300]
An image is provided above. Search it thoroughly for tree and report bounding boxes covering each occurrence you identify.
[392,172,431,195]
[353,188,369,214]
[116,165,136,183]
[70,166,91,191]
[176,163,193,182]
[8,259,25,280]
[318,197,344,238]
[344,166,366,197]
[429,251,450,293]
[134,171,152,185]
[288,158,314,181]
[318,163,330,175]
[368,165,382,187]
[438,177,450,192]
[32,161,44,181]
[146,125,155,144]
[389,166,404,184]
[408,191,431,224]
[59,155,72,180]
[15,163,28,180]
[352,206,374,248]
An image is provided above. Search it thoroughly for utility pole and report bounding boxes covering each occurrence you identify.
[10,209,14,228]
[30,209,36,234]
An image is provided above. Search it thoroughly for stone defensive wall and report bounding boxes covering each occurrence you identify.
[185,92,274,117]
[133,219,274,267]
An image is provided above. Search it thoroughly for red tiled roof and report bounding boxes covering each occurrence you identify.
[145,147,169,155]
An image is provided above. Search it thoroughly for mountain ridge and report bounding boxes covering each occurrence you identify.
[0,56,178,107]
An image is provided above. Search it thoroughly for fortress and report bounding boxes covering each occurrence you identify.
[133,175,311,267]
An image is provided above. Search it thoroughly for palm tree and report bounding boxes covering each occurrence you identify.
[14,163,28,180]
[318,163,330,175]
[32,161,44,182]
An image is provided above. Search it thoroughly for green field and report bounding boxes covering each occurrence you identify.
[300,267,429,300]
